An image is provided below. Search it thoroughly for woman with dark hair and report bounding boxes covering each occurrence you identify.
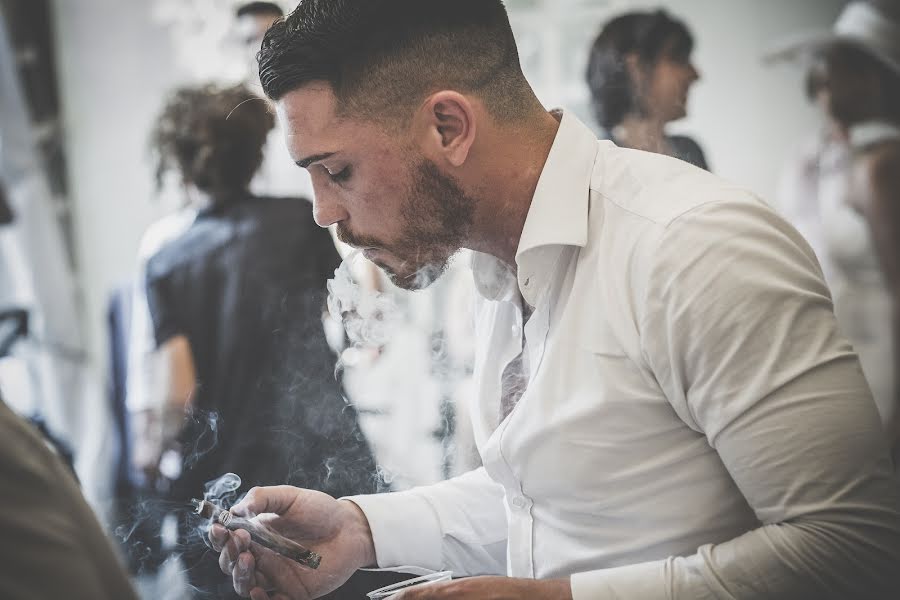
[586,9,708,169]
[136,83,382,598]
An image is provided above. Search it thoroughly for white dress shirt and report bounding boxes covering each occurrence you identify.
[349,112,900,598]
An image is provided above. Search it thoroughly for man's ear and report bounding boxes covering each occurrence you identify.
[416,91,476,168]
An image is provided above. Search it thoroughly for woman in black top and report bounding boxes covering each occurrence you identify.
[586,9,709,170]
[142,84,387,599]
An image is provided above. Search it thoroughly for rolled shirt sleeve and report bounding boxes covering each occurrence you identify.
[571,199,900,598]
[346,467,507,577]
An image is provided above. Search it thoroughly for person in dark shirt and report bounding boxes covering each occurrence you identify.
[0,310,137,599]
[142,83,383,598]
[0,391,140,600]
[586,9,709,170]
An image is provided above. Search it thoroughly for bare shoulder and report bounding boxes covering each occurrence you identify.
[858,140,900,191]
[853,139,900,287]
[854,140,900,214]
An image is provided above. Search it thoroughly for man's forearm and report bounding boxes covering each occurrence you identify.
[571,515,900,599]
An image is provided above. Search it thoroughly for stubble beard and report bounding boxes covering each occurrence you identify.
[340,159,477,291]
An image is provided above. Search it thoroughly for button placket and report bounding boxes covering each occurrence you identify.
[506,489,535,578]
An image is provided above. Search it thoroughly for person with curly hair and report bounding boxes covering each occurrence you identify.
[135,83,382,598]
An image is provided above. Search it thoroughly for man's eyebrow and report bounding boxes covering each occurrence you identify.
[296,152,336,169]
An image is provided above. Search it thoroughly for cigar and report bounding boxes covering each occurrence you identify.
[192,499,322,569]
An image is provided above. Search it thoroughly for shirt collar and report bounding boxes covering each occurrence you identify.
[472,111,599,306]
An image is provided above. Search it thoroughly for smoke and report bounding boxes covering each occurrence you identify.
[328,250,482,485]
[203,471,242,506]
[114,495,186,577]
[115,472,252,599]
[115,248,482,592]
[192,472,246,551]
[326,251,404,351]
[407,263,447,292]
[181,408,219,471]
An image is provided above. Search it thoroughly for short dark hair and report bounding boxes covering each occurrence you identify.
[236,2,283,19]
[150,84,274,203]
[586,10,694,131]
[257,0,535,125]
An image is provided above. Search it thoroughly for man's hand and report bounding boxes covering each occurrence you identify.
[392,576,572,600]
[210,486,376,599]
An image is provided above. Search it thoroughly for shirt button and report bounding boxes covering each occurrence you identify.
[523,277,531,287]
[511,496,527,509]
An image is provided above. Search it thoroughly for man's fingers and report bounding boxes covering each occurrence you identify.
[233,551,257,597]
[220,528,252,576]
[394,580,454,599]
[247,539,288,590]
[218,531,236,576]
[210,523,228,552]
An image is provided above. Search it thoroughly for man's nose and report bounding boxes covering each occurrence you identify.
[312,190,349,228]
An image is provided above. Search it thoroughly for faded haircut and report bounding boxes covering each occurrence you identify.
[257,0,536,125]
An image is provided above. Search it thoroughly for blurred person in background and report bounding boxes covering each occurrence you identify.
[586,9,708,170]
[126,4,301,471]
[236,1,316,200]
[121,4,315,575]
[235,1,284,76]
[125,3,290,492]
[770,0,900,464]
[137,83,382,599]
[0,387,139,600]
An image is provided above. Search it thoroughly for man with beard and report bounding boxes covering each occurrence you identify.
[210,1,900,599]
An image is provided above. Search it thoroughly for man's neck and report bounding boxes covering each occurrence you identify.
[465,110,562,271]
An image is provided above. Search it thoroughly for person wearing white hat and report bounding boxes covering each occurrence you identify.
[769,0,900,465]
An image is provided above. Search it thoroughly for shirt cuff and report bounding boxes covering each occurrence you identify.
[570,559,667,600]
[343,491,444,571]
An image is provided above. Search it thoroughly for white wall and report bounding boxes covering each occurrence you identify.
[50,0,194,514]
[53,0,187,366]
[666,0,844,199]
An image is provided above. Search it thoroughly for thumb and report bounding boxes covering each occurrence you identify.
[233,485,299,518]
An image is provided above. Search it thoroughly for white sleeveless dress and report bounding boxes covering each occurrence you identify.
[819,121,899,429]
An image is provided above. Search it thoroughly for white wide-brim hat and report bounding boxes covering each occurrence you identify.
[764,2,900,75]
